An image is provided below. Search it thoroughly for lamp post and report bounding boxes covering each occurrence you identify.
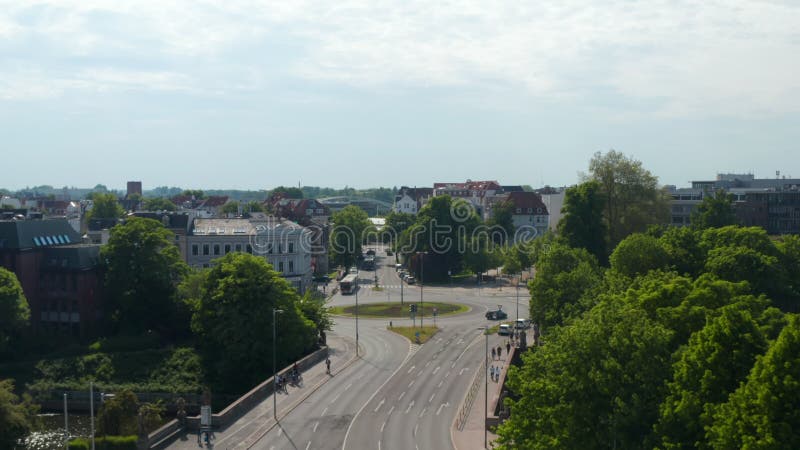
[355,268,359,357]
[516,273,520,324]
[417,252,425,328]
[479,327,488,449]
[63,393,68,450]
[90,382,95,450]
[273,308,284,420]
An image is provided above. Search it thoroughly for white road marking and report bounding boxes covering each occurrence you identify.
[451,362,457,368]
[459,367,468,376]
[313,422,319,433]
[408,380,415,388]
[407,365,416,374]
[432,366,440,375]
[457,338,464,344]
[437,380,444,388]
[278,427,283,437]
[387,405,395,415]
[428,393,435,403]
[445,371,451,378]
[374,398,385,413]
[420,407,427,417]
[378,441,382,450]
[405,400,415,414]
[425,361,431,368]
[345,383,353,391]
[331,392,342,403]
[436,402,449,415]
[381,421,386,433]
[414,424,419,436]
[322,407,328,416]
[305,442,311,450]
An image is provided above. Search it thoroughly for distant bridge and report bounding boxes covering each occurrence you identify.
[317,196,393,216]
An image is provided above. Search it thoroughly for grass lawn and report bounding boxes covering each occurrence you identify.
[330,301,469,318]
[388,326,440,344]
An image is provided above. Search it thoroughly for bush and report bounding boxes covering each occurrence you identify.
[69,436,138,449]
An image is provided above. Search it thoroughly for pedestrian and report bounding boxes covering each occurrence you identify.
[490,366,495,382]
[506,341,511,355]
[325,357,331,375]
[491,347,496,360]
[497,345,502,359]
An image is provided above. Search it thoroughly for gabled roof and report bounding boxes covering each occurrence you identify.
[0,219,83,250]
[507,191,548,214]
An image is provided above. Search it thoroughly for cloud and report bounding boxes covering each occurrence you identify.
[1,0,799,117]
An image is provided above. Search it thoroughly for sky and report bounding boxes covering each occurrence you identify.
[1,1,799,191]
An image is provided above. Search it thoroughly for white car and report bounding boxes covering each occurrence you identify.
[498,324,512,336]
[515,318,530,330]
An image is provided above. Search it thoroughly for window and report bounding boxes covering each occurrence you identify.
[213,244,220,255]
[278,244,283,253]
[235,243,242,252]
[279,261,284,272]
[527,208,533,213]
[247,244,253,254]
[516,208,521,214]
[288,242,294,253]
[288,261,294,273]
[224,244,231,254]
[203,244,210,255]
[192,244,199,256]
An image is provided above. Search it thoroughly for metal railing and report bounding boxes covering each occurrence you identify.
[456,357,485,431]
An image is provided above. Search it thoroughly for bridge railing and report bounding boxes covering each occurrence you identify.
[456,356,485,431]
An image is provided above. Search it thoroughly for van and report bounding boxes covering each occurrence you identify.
[498,324,512,336]
[515,319,530,330]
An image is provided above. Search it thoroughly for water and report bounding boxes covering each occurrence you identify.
[22,413,93,450]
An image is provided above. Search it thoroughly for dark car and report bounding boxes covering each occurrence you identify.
[485,309,508,320]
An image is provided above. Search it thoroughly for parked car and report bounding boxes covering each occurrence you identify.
[406,276,416,284]
[395,264,402,270]
[349,266,358,274]
[498,324,512,336]
[485,308,508,320]
[515,318,530,330]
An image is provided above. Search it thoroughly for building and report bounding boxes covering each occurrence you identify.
[0,218,103,336]
[393,187,433,215]
[130,212,192,260]
[126,181,142,198]
[433,180,503,217]
[506,191,549,240]
[540,190,565,232]
[268,198,331,275]
[187,217,313,293]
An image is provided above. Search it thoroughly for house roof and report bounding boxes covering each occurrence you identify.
[130,212,190,230]
[507,191,549,214]
[192,217,305,236]
[0,219,83,250]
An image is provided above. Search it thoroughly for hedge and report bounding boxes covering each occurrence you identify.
[68,435,138,449]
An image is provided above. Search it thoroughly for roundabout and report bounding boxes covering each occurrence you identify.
[329,301,470,318]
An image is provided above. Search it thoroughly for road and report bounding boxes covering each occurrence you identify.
[248,245,529,450]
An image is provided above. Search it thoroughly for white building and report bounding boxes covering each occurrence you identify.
[506,191,549,240]
[187,217,313,293]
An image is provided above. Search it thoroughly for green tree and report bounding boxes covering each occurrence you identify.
[690,189,738,229]
[97,389,139,436]
[383,211,415,244]
[529,243,602,328]
[189,253,317,392]
[142,197,177,212]
[180,189,205,199]
[89,192,124,220]
[221,201,240,215]
[243,201,265,214]
[586,150,670,251]
[0,268,29,354]
[659,226,706,277]
[463,235,503,278]
[0,379,40,448]
[269,186,304,199]
[708,315,800,449]
[609,233,670,278]
[557,180,607,263]
[298,291,333,342]
[496,301,674,449]
[101,217,189,336]
[329,205,372,269]
[654,306,768,449]
[487,199,515,244]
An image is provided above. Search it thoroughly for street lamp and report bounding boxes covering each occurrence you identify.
[272,308,284,420]
[516,273,520,324]
[355,268,360,357]
[479,326,489,449]
[417,252,426,328]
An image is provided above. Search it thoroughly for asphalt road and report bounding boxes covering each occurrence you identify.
[249,245,529,450]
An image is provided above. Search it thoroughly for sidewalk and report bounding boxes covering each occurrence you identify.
[452,332,526,450]
[161,334,356,450]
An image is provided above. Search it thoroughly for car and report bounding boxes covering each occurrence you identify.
[498,324,512,336]
[386,250,394,256]
[514,318,530,330]
[395,264,402,270]
[349,266,358,274]
[485,309,508,320]
[406,276,416,284]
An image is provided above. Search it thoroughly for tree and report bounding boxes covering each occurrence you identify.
[142,197,177,212]
[243,201,265,214]
[558,180,607,263]
[529,243,603,328]
[0,379,40,447]
[495,301,674,449]
[463,235,503,278]
[487,199,515,244]
[269,186,304,200]
[609,233,670,278]
[189,253,317,392]
[329,205,372,269]
[708,315,800,449]
[221,201,240,215]
[658,226,706,277]
[383,211,415,244]
[691,189,738,229]
[89,192,124,220]
[298,291,333,343]
[180,189,205,199]
[101,217,189,335]
[0,268,29,354]
[654,306,768,449]
[586,150,670,251]
[97,389,139,436]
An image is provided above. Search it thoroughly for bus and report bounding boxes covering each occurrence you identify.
[339,274,358,295]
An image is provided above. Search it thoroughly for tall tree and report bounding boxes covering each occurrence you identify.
[142,197,177,212]
[189,253,317,392]
[383,211,415,244]
[329,205,372,269]
[609,233,670,278]
[269,186,304,200]
[221,201,240,215]
[0,379,40,448]
[89,192,124,220]
[487,199,515,244]
[0,268,29,354]
[101,217,189,335]
[708,315,800,449]
[691,189,738,229]
[558,180,607,263]
[586,150,669,251]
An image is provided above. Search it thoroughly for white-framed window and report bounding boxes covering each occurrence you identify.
[288,261,294,273]
[192,244,199,256]
[288,242,294,253]
[279,261,284,272]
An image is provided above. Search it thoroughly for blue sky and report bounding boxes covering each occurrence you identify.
[1,1,799,191]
